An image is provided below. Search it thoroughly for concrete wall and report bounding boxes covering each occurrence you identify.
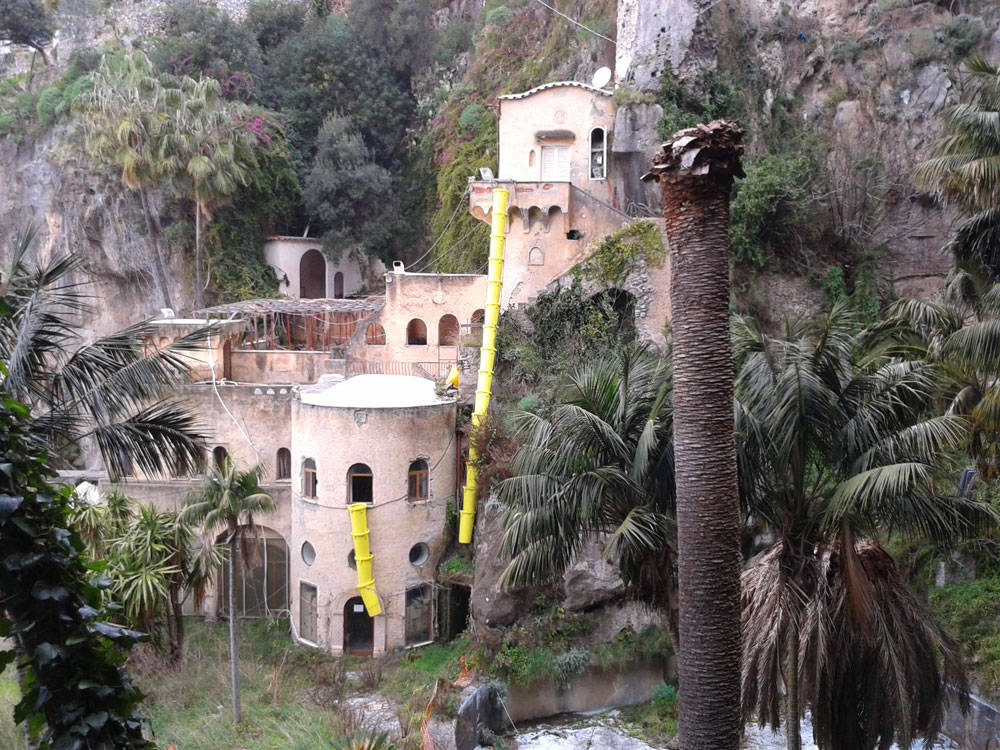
[264,237,383,299]
[230,350,339,384]
[289,395,457,653]
[506,659,668,723]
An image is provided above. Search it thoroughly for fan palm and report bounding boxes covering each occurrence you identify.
[182,459,274,723]
[496,346,679,641]
[77,49,180,309]
[0,226,206,480]
[163,75,259,307]
[914,57,1000,277]
[736,303,994,750]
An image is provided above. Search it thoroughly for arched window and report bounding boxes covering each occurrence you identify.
[302,458,317,499]
[590,127,606,180]
[348,463,373,504]
[528,247,545,266]
[406,318,427,345]
[213,446,228,470]
[408,459,428,502]
[469,309,485,346]
[276,448,291,480]
[334,271,344,298]
[365,323,386,345]
[299,249,326,298]
[438,314,459,346]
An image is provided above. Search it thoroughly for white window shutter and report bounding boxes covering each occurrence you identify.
[541,146,570,181]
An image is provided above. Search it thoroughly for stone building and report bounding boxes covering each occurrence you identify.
[111,77,668,654]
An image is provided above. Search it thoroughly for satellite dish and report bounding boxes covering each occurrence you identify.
[592,67,612,89]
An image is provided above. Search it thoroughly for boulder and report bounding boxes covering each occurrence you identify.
[455,684,509,750]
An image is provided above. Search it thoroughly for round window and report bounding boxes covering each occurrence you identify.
[347,549,357,570]
[301,541,316,566]
[409,543,430,567]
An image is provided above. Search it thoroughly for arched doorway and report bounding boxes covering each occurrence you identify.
[333,271,344,298]
[299,249,326,298]
[344,596,374,655]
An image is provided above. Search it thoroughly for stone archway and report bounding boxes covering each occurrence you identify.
[343,596,374,655]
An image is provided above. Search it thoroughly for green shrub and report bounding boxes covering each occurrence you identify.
[35,85,62,125]
[434,17,473,65]
[656,67,742,140]
[14,89,37,120]
[552,648,590,690]
[937,14,982,58]
[928,576,1000,694]
[831,38,862,64]
[579,220,666,285]
[484,5,513,26]
[904,28,941,64]
[730,153,813,268]
[458,103,486,133]
[60,74,93,115]
[0,113,14,136]
[825,266,846,302]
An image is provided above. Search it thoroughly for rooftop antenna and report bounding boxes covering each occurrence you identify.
[592,66,612,89]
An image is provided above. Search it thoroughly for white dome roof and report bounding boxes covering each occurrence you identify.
[299,374,451,409]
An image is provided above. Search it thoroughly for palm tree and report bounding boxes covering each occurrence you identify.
[77,49,181,310]
[496,346,679,642]
[871,273,1000,479]
[163,75,259,308]
[735,303,993,749]
[0,226,206,479]
[182,459,274,723]
[647,120,745,750]
[914,57,1000,277]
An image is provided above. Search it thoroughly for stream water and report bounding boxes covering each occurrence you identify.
[743,715,957,750]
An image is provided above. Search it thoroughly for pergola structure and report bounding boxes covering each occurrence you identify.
[197,297,385,351]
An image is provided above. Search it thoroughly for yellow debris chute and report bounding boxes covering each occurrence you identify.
[348,502,381,616]
[459,187,508,544]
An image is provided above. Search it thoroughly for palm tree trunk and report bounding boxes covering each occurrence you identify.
[228,536,242,723]
[168,583,184,666]
[651,121,744,750]
[194,204,204,310]
[138,186,173,311]
[785,617,801,750]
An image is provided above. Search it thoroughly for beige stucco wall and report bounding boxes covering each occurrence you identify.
[144,319,245,382]
[289,391,456,653]
[264,237,384,299]
[342,272,488,377]
[230,350,341,384]
[497,84,615,194]
[466,83,643,309]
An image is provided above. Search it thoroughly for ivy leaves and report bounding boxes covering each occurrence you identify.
[0,394,152,748]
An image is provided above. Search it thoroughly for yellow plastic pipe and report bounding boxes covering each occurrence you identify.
[459,187,508,544]
[348,502,381,616]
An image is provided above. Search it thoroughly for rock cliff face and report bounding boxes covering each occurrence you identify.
[0,129,191,335]
[614,0,998,311]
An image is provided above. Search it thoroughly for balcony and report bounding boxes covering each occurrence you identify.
[469,180,570,234]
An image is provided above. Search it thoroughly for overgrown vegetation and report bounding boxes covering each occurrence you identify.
[928,577,1000,698]
[578,220,666,285]
[495,279,636,389]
